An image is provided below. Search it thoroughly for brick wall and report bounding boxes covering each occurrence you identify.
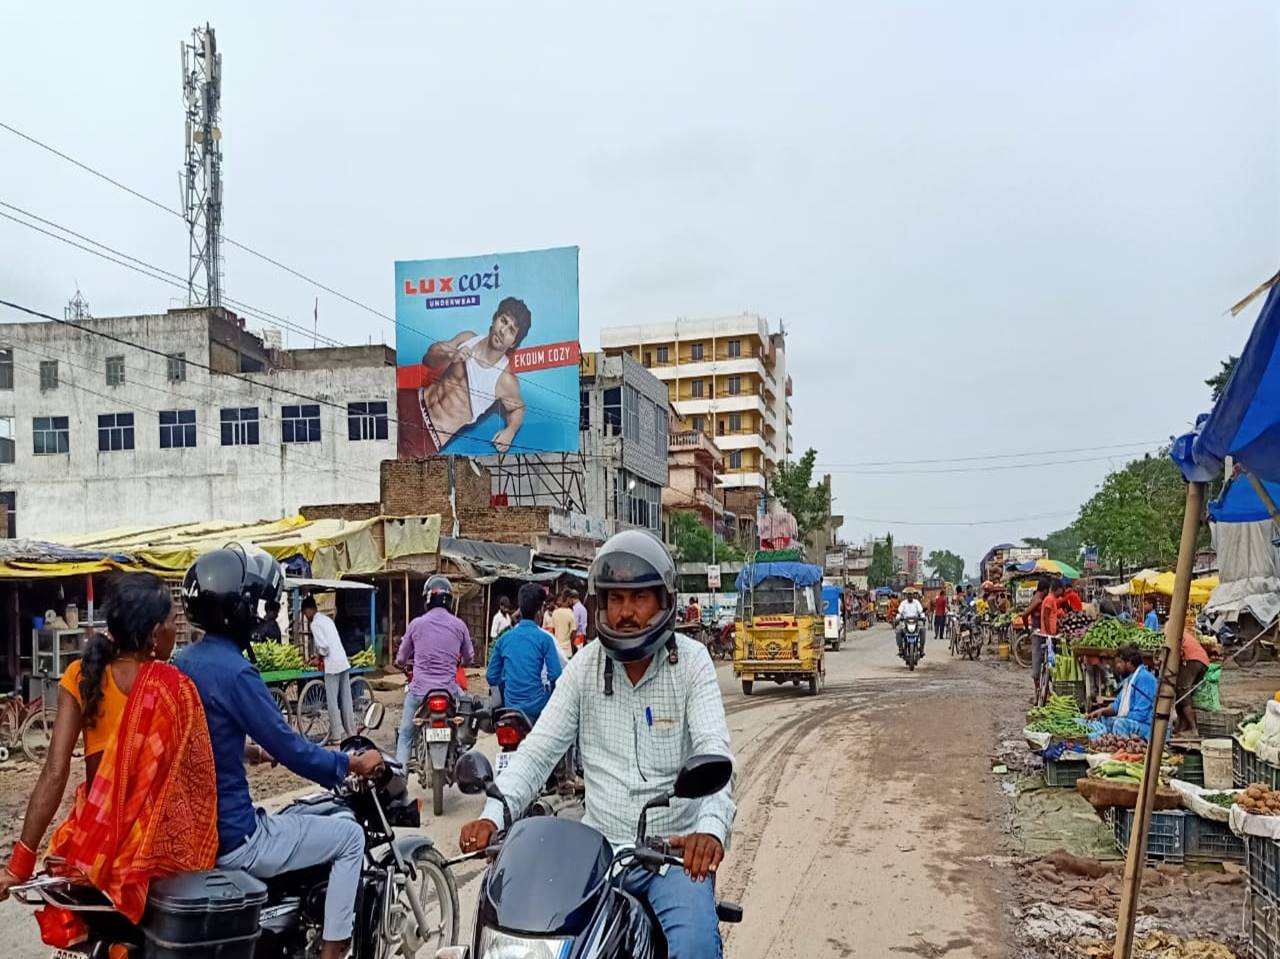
[299,502,381,522]
[380,458,491,516]
[457,505,550,546]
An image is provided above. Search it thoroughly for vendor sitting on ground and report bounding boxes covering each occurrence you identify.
[1085,646,1157,741]
[1175,619,1212,738]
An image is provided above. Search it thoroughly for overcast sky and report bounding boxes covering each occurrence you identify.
[1,2,1276,571]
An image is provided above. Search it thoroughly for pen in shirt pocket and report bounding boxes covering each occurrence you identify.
[645,706,653,727]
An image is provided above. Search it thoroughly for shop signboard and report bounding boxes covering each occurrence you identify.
[395,246,580,457]
[706,564,722,590]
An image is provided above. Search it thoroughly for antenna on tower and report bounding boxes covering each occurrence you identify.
[65,288,91,321]
[181,24,223,308]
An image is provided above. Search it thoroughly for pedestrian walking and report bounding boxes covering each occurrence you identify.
[302,596,355,743]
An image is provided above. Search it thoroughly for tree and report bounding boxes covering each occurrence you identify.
[771,448,831,543]
[1023,525,1084,563]
[925,549,965,584]
[1075,452,1186,570]
[868,533,896,588]
[1206,355,1239,402]
[669,511,744,564]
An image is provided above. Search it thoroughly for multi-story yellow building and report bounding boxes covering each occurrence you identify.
[600,314,793,491]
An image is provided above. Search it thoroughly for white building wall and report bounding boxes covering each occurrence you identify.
[0,312,394,537]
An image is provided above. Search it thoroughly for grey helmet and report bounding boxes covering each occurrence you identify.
[587,529,677,663]
[423,574,454,612]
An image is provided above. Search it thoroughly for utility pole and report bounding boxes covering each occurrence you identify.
[181,24,223,307]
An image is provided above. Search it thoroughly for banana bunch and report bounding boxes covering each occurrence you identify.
[350,647,375,668]
[251,642,306,672]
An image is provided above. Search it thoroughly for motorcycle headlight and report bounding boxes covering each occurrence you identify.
[478,927,572,959]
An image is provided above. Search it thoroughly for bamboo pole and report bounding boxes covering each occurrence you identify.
[1113,480,1206,958]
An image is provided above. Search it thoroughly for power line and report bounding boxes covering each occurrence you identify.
[814,440,1167,468]
[0,120,586,408]
[820,451,1161,476]
[843,510,1078,528]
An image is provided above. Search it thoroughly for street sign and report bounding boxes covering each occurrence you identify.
[706,565,722,590]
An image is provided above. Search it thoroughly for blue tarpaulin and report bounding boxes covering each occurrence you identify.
[735,561,823,590]
[1209,472,1280,523]
[822,584,842,616]
[1174,281,1280,483]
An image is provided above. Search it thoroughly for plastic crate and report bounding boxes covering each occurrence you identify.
[1196,708,1243,740]
[1185,814,1246,864]
[1248,888,1280,959]
[1043,757,1089,788]
[1113,808,1186,863]
[1237,736,1249,789]
[1054,680,1088,712]
[1174,749,1205,787]
[1243,751,1280,792]
[1249,837,1280,902]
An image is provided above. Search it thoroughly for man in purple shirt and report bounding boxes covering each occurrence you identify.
[395,575,475,767]
[571,589,588,643]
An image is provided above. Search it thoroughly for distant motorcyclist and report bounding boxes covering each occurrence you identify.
[486,581,563,723]
[176,547,383,959]
[394,575,474,768]
[896,590,926,657]
[459,530,734,958]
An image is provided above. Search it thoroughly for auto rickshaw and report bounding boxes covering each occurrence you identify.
[822,584,845,651]
[734,558,825,696]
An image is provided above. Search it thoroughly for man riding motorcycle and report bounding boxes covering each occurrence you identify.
[394,574,475,768]
[459,530,735,958]
[895,590,927,658]
[486,581,563,723]
[175,546,383,959]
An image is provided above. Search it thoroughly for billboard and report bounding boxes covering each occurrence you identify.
[395,246,580,457]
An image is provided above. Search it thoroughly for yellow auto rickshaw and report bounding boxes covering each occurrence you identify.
[733,558,826,696]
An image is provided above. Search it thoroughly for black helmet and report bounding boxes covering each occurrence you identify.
[423,574,453,612]
[587,530,676,663]
[183,545,284,644]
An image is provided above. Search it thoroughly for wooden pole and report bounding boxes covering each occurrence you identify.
[1113,480,1206,959]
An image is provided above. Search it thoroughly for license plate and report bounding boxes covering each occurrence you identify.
[52,950,87,959]
[422,727,452,743]
[495,749,515,774]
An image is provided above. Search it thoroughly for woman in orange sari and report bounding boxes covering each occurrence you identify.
[0,572,219,921]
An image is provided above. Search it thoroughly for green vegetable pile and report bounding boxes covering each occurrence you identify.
[251,642,306,672]
[1202,792,1236,809]
[1027,694,1091,737]
[1081,618,1164,651]
[350,647,375,668]
[1092,759,1145,782]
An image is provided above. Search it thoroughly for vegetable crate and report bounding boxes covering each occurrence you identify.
[1054,680,1088,712]
[1239,737,1251,789]
[1174,749,1205,787]
[1112,808,1186,864]
[1043,757,1089,788]
[1248,836,1280,903]
[1240,747,1280,792]
[1247,888,1280,959]
[1184,814,1245,865]
[1196,708,1243,740]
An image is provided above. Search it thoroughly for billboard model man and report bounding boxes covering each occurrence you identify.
[411,297,531,454]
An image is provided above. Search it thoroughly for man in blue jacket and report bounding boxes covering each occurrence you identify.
[487,582,563,721]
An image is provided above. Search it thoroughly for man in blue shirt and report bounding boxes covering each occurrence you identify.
[1143,597,1161,632]
[176,548,382,959]
[487,583,564,721]
[1087,646,1158,740]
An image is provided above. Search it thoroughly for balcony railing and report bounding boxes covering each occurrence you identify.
[668,430,722,459]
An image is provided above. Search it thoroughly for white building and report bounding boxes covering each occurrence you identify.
[599,314,793,491]
[0,306,395,537]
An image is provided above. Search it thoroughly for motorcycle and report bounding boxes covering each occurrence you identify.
[899,616,924,671]
[14,703,460,959]
[957,613,982,661]
[492,707,582,817]
[411,688,487,817]
[437,750,742,959]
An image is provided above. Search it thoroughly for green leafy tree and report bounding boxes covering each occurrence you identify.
[1206,355,1239,402]
[925,549,965,584]
[669,511,744,564]
[771,448,831,543]
[1023,525,1084,563]
[868,533,896,588]
[1075,452,1186,569]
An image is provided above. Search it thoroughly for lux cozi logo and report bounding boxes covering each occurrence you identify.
[404,264,501,296]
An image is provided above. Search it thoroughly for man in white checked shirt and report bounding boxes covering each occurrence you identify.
[460,530,735,957]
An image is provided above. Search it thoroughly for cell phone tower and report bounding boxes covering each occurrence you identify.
[181,24,223,307]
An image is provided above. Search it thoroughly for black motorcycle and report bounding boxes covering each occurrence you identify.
[900,616,924,670]
[957,612,982,661]
[14,704,460,959]
[439,750,742,959]
[410,688,489,816]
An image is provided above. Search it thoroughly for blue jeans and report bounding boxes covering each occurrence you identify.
[622,866,721,958]
[396,689,425,768]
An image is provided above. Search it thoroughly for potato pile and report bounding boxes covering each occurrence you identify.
[1237,784,1280,816]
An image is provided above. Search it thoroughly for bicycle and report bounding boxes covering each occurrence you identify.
[0,682,58,763]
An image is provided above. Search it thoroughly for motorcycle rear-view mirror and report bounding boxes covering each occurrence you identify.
[455,750,494,795]
[672,754,733,800]
[363,702,385,731]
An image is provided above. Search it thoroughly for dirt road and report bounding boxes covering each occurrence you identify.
[4,623,1019,956]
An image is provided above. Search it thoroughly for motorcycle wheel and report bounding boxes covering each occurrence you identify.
[1233,639,1263,667]
[415,736,429,792]
[431,768,446,817]
[392,846,460,958]
[741,680,753,696]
